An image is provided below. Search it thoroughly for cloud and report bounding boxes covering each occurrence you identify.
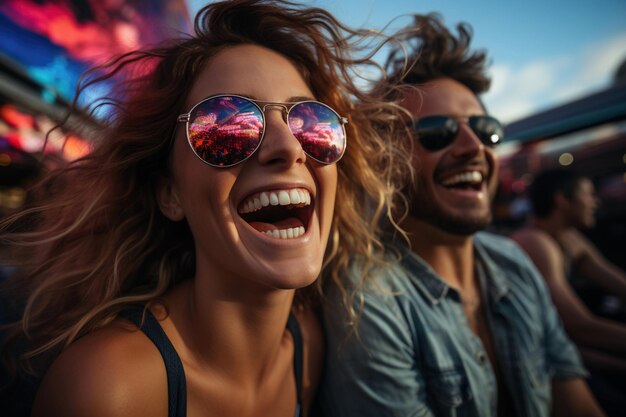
[489,98,536,124]
[553,32,626,102]
[487,65,512,98]
[484,65,546,122]
[483,31,626,124]
[483,57,570,123]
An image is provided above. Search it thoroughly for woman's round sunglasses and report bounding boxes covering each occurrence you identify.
[177,94,348,167]
[412,115,503,151]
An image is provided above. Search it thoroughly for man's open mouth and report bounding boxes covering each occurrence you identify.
[238,188,313,239]
[439,170,485,191]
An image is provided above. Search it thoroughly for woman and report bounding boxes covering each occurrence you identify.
[0,1,410,416]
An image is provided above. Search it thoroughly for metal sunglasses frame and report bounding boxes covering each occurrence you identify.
[177,94,348,167]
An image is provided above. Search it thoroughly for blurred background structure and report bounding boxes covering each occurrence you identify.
[496,66,626,257]
[0,0,192,217]
[494,64,626,322]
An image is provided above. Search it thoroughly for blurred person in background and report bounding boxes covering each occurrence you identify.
[320,13,605,417]
[512,168,626,416]
[0,1,408,416]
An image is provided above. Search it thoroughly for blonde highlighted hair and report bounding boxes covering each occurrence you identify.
[0,0,412,376]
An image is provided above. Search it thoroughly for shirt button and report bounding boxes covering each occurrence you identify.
[476,351,487,365]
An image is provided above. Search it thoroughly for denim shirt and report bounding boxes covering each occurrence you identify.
[320,232,587,417]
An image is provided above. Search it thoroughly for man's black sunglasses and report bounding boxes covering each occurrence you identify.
[411,115,503,151]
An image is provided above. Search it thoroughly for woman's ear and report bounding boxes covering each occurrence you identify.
[156,176,185,221]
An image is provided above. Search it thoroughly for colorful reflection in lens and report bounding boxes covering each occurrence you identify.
[189,96,263,166]
[288,102,345,163]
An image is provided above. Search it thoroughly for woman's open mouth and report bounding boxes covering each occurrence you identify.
[237,188,313,239]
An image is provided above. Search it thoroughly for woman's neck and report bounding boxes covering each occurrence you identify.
[160,275,296,387]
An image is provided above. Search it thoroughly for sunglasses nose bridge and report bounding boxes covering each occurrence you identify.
[256,103,307,166]
[261,103,289,123]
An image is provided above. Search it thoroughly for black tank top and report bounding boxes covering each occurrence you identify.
[122,308,303,417]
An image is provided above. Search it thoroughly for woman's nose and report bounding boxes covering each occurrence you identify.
[255,107,306,167]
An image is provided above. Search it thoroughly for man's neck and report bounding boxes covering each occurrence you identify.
[404,217,476,292]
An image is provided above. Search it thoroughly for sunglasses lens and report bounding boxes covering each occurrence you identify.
[414,116,458,151]
[288,102,346,164]
[187,96,263,167]
[469,116,503,146]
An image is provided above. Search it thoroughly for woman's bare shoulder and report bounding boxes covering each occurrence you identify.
[32,320,168,417]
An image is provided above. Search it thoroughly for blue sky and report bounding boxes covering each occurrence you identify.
[187,0,626,123]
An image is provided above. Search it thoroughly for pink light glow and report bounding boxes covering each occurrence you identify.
[1,0,190,66]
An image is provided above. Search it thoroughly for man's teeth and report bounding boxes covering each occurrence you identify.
[441,171,483,186]
[239,188,311,214]
[264,226,306,239]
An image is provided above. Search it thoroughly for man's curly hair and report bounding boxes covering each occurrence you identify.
[384,13,491,97]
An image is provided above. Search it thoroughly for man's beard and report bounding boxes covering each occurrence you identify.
[408,185,492,236]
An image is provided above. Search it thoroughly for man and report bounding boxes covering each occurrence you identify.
[511,169,626,415]
[320,14,604,417]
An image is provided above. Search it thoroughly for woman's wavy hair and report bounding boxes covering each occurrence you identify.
[0,0,410,376]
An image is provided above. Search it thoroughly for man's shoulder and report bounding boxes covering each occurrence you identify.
[476,232,557,300]
[475,231,528,259]
[475,231,545,280]
[324,249,430,324]
[345,250,417,293]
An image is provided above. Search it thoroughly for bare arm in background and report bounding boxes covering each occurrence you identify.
[552,379,606,417]
[578,346,626,375]
[512,229,626,357]
[562,229,626,302]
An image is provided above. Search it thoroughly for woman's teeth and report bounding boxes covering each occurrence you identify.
[238,188,311,239]
[263,226,306,239]
[239,188,311,214]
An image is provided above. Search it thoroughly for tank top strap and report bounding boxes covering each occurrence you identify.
[121,307,302,417]
[287,313,303,417]
[120,307,186,417]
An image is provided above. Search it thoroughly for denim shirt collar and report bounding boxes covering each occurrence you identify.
[395,242,450,305]
[394,234,510,305]
[474,234,510,302]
